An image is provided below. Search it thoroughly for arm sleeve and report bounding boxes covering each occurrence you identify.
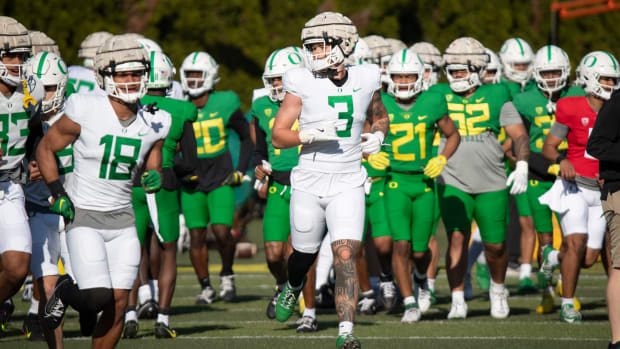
[499,102,523,127]
[549,122,569,139]
[173,121,198,178]
[529,151,553,177]
[587,91,620,162]
[228,109,253,173]
[252,117,268,167]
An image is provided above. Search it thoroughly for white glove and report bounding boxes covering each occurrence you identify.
[253,160,272,190]
[298,121,340,145]
[506,160,528,195]
[361,131,385,155]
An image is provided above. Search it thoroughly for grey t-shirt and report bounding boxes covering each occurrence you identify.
[67,207,135,230]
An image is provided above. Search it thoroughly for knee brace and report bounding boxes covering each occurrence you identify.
[81,288,114,313]
[288,250,318,288]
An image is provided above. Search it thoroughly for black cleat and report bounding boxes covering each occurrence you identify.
[154,322,177,339]
[43,276,71,330]
[0,298,15,331]
[122,320,139,339]
[137,300,158,319]
[22,313,45,341]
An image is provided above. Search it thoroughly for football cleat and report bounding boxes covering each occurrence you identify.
[155,322,177,339]
[316,284,335,308]
[475,262,490,290]
[401,302,421,323]
[517,277,538,294]
[555,280,581,311]
[122,320,139,339]
[275,280,304,322]
[137,300,158,319]
[337,334,361,349]
[43,275,71,330]
[0,298,15,330]
[22,275,34,302]
[541,245,557,280]
[266,287,281,319]
[357,294,377,315]
[417,288,433,313]
[536,292,555,314]
[22,313,44,341]
[447,301,468,320]
[560,304,582,324]
[196,285,216,305]
[220,275,236,302]
[490,285,510,319]
[379,281,397,312]
[296,316,318,333]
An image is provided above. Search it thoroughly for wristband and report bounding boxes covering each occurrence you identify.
[47,180,67,199]
[555,154,566,164]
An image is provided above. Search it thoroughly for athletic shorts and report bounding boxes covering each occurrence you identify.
[385,172,435,252]
[29,212,73,279]
[602,190,620,268]
[180,185,235,229]
[132,187,180,244]
[526,179,554,234]
[0,181,31,254]
[67,225,140,290]
[365,177,390,239]
[290,186,365,254]
[263,181,291,243]
[438,184,508,244]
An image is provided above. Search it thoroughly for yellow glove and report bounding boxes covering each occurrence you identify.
[367,152,390,170]
[547,164,560,177]
[424,155,447,178]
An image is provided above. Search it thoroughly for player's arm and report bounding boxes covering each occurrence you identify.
[228,109,252,173]
[37,115,80,185]
[272,92,303,149]
[252,117,271,180]
[543,122,575,181]
[501,101,530,194]
[436,114,459,159]
[366,90,389,136]
[141,139,165,193]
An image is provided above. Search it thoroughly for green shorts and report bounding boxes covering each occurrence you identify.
[526,179,554,234]
[385,172,436,252]
[438,184,508,244]
[263,181,292,242]
[515,191,532,217]
[180,185,235,229]
[432,181,440,237]
[132,187,180,245]
[365,177,391,241]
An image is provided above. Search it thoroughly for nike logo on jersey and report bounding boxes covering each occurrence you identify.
[418,115,428,120]
[210,112,219,117]
[353,88,361,92]
[475,97,485,103]
[138,131,148,136]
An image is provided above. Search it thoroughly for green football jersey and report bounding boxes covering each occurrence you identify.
[512,85,586,153]
[251,96,299,171]
[429,83,511,137]
[382,91,446,172]
[192,91,241,159]
[500,78,536,100]
[141,95,198,169]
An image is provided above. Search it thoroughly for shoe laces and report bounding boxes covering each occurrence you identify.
[281,287,298,308]
[380,282,395,298]
[47,299,65,318]
[221,275,235,291]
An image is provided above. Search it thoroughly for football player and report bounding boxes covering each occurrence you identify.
[483,48,502,84]
[38,35,171,347]
[429,37,530,319]
[540,50,620,323]
[271,12,389,348]
[28,31,60,56]
[180,51,251,304]
[66,31,112,96]
[499,37,537,98]
[381,49,460,322]
[123,50,198,339]
[364,35,392,88]
[0,16,44,333]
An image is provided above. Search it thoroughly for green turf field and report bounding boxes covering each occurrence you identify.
[0,220,611,348]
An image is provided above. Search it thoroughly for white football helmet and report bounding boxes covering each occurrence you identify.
[580,51,620,100]
[180,51,220,97]
[365,35,392,83]
[27,52,67,113]
[344,38,372,66]
[94,35,150,104]
[148,51,175,90]
[483,48,502,84]
[532,45,570,95]
[78,31,113,68]
[410,42,443,90]
[262,47,305,102]
[0,16,31,87]
[574,54,588,87]
[443,37,489,93]
[386,49,425,100]
[29,31,60,56]
[138,37,162,54]
[301,12,358,73]
[499,37,534,85]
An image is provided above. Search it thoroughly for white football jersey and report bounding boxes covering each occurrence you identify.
[283,64,381,173]
[67,66,106,96]
[166,81,185,100]
[25,112,74,207]
[65,94,171,211]
[252,87,269,102]
[0,76,45,171]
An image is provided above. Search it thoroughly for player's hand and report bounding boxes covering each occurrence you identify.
[29,161,42,182]
[361,131,385,155]
[141,170,162,193]
[547,164,560,177]
[298,121,340,145]
[50,196,75,224]
[222,170,245,186]
[367,152,390,170]
[506,160,528,195]
[559,159,576,181]
[424,155,447,179]
[255,160,272,180]
[258,183,268,199]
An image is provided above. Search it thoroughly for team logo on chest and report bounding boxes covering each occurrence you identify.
[265,108,272,117]
[581,117,589,127]
[536,107,544,115]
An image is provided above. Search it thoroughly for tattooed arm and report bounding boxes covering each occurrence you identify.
[505,123,530,161]
[332,239,361,323]
[366,90,389,135]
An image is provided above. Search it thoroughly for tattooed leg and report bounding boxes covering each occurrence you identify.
[332,239,361,323]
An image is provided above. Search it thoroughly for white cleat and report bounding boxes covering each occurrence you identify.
[447,301,467,320]
[401,303,421,323]
[490,285,510,319]
[380,281,397,311]
[417,289,432,313]
[220,275,236,302]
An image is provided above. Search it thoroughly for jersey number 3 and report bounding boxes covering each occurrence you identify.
[328,95,353,137]
[99,135,142,180]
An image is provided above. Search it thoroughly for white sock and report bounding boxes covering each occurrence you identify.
[28,299,39,315]
[157,312,169,325]
[125,310,137,322]
[150,279,159,302]
[477,251,487,265]
[451,291,465,304]
[428,278,435,292]
[303,307,316,319]
[519,263,532,280]
[548,250,559,266]
[490,280,504,291]
[338,321,353,336]
[404,296,416,306]
[561,297,574,306]
[138,284,152,305]
[361,289,374,298]
[315,236,333,289]
[472,227,482,242]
